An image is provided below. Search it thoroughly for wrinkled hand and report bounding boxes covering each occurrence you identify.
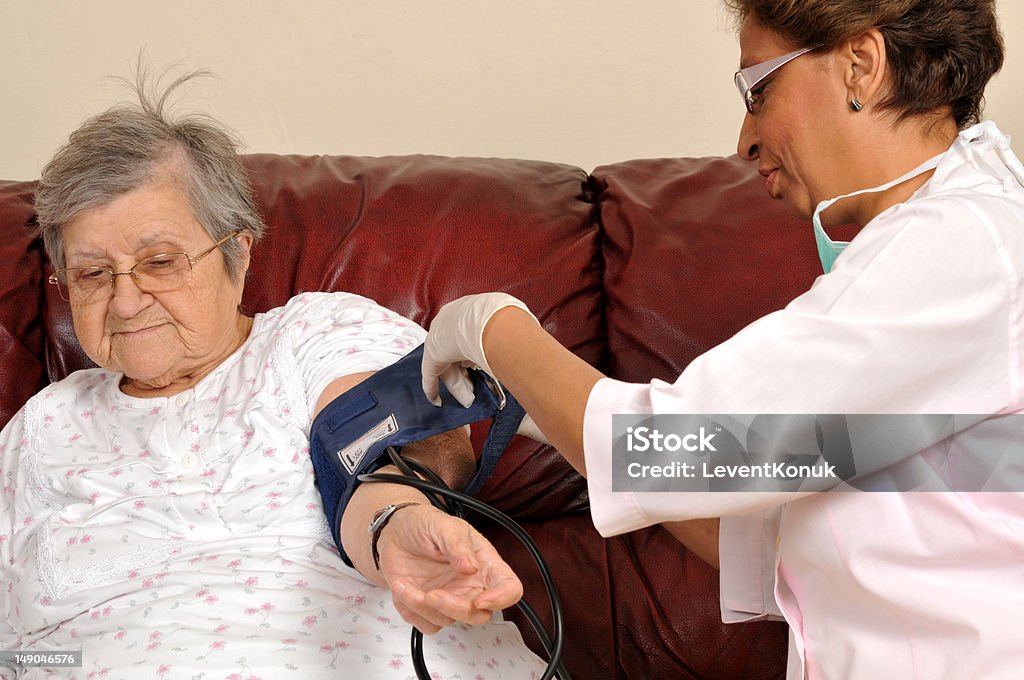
[421,293,536,407]
[378,504,524,634]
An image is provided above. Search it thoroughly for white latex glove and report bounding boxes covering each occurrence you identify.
[421,293,537,407]
[515,413,550,445]
[422,294,550,445]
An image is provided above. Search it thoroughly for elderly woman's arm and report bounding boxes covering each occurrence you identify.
[316,372,522,634]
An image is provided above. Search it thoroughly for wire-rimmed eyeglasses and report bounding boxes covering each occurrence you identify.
[734,46,816,114]
[48,230,241,303]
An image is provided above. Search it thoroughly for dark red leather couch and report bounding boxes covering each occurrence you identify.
[0,152,845,679]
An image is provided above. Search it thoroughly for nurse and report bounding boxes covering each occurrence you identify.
[420,1,1024,678]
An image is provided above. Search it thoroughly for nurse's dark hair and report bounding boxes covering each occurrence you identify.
[723,0,1004,129]
[34,62,265,278]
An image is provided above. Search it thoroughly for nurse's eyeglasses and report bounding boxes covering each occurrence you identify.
[734,46,816,114]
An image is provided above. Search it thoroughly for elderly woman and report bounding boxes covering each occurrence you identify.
[0,75,547,678]
[422,1,1023,678]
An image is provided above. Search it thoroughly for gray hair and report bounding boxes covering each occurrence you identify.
[35,66,266,280]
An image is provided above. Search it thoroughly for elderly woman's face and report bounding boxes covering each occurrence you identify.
[61,179,251,391]
[735,20,849,220]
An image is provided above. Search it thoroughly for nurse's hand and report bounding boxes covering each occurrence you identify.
[421,293,536,407]
[377,503,523,634]
[422,293,549,444]
[515,413,550,445]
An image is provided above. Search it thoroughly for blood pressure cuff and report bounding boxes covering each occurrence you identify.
[309,343,526,565]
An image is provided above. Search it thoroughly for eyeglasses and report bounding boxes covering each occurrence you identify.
[734,46,816,114]
[49,230,241,304]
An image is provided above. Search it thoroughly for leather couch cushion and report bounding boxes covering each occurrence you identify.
[245,153,599,516]
[0,180,48,429]
[594,155,859,383]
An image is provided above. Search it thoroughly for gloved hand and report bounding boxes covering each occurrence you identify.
[516,413,550,445]
[422,293,550,444]
[378,503,523,634]
[421,293,536,407]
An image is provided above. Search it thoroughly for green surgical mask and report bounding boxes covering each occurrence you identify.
[812,153,945,273]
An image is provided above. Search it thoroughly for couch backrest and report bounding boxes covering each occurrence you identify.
[0,180,48,428]
[593,155,861,383]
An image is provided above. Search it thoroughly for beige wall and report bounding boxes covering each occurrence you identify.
[1,1,1021,180]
